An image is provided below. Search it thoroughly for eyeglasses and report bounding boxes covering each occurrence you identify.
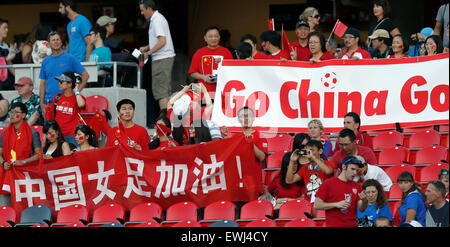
[10,111,24,114]
[343,35,356,40]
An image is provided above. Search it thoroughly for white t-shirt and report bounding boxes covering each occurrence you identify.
[353,164,393,191]
[148,10,175,61]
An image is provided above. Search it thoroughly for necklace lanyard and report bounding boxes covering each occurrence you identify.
[68,14,78,48]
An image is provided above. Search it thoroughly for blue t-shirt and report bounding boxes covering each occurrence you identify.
[39,52,86,103]
[357,203,393,225]
[67,14,92,62]
[399,191,426,226]
[89,46,112,71]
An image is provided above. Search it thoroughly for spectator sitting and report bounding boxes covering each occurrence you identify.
[438,169,449,201]
[4,77,43,127]
[31,24,51,64]
[339,27,372,60]
[425,180,449,227]
[105,99,150,151]
[290,133,311,167]
[357,179,393,227]
[424,34,444,55]
[409,27,433,57]
[331,128,377,175]
[260,30,291,60]
[73,124,98,152]
[397,171,426,226]
[387,34,409,58]
[154,112,178,150]
[240,33,268,59]
[88,25,112,86]
[266,151,304,210]
[0,93,8,126]
[352,155,392,191]
[47,72,86,147]
[308,31,335,63]
[299,7,320,32]
[189,118,212,145]
[289,20,311,61]
[237,106,268,163]
[375,216,392,227]
[326,38,338,58]
[307,119,332,159]
[42,120,71,159]
[334,111,374,152]
[368,29,391,59]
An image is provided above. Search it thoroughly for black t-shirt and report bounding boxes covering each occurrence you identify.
[368,18,397,48]
[427,201,449,227]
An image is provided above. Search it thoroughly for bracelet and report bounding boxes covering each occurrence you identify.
[75,90,80,96]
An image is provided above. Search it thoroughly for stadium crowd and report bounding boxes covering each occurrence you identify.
[0,0,449,227]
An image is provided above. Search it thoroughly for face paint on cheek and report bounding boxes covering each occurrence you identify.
[432,45,436,50]
[398,45,403,49]
[15,114,20,119]
[50,134,56,138]
[78,136,84,140]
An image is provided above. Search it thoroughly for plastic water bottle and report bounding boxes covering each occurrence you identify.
[341,193,352,214]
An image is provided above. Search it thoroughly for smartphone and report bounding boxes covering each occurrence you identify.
[191,83,201,95]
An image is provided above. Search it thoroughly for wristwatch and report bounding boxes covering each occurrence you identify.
[75,90,81,96]
[22,160,27,164]
[145,51,151,56]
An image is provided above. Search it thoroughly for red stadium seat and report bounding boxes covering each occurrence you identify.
[124,202,163,227]
[284,218,316,227]
[203,200,236,221]
[63,222,87,227]
[387,184,403,200]
[266,150,288,169]
[172,220,202,227]
[0,127,5,135]
[440,134,449,148]
[385,164,416,182]
[87,203,125,227]
[31,125,44,145]
[245,218,277,227]
[51,204,88,227]
[82,95,109,113]
[0,206,16,227]
[406,130,440,149]
[266,134,293,153]
[162,201,199,226]
[237,200,273,226]
[378,146,409,166]
[388,200,402,226]
[80,95,110,138]
[439,124,449,133]
[418,163,449,183]
[278,199,312,219]
[130,219,162,227]
[372,131,403,150]
[402,125,435,134]
[411,145,448,165]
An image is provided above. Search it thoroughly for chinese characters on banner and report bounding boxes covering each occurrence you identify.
[3,135,263,213]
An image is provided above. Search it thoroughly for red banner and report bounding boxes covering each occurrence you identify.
[3,136,263,214]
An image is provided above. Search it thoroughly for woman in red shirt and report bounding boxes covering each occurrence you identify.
[307,31,335,63]
[388,34,409,58]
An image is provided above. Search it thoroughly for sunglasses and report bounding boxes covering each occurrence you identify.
[313,15,320,19]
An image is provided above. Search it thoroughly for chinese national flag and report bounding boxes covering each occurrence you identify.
[115,118,129,148]
[281,25,291,53]
[202,55,214,75]
[268,18,275,31]
[333,19,348,38]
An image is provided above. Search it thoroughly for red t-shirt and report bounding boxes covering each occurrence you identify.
[188,46,233,98]
[266,49,291,60]
[253,51,269,59]
[318,52,336,61]
[268,175,303,199]
[334,131,373,153]
[297,160,335,202]
[290,40,311,61]
[52,93,86,138]
[331,145,378,175]
[339,47,372,60]
[245,130,268,156]
[105,124,150,150]
[315,176,362,227]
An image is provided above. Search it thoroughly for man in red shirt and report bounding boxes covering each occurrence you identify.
[259,30,291,60]
[331,129,377,176]
[188,26,233,99]
[289,20,312,61]
[240,33,269,59]
[339,27,372,60]
[314,155,369,227]
[334,112,373,152]
[105,99,150,151]
[237,106,267,163]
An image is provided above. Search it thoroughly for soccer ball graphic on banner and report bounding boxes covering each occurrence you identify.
[322,72,338,89]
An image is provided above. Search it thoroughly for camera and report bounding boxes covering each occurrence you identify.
[296,150,307,155]
[211,75,218,82]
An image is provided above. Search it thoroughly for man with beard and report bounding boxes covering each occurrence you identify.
[58,0,93,62]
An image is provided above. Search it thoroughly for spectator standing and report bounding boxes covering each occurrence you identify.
[31,24,52,64]
[367,0,400,52]
[0,94,8,126]
[58,0,92,62]
[240,34,268,59]
[299,7,320,32]
[352,155,392,191]
[237,106,268,163]
[0,18,16,90]
[357,179,393,227]
[409,27,433,57]
[96,16,117,50]
[340,28,372,60]
[4,77,43,126]
[105,99,150,151]
[397,171,427,226]
[424,35,444,55]
[0,102,42,206]
[434,3,449,49]
[368,29,391,59]
[139,0,176,111]
[314,156,368,227]
[307,119,333,159]
[438,169,449,201]
[425,180,449,227]
[42,120,72,159]
[307,31,335,63]
[289,20,311,61]
[39,31,89,117]
[334,112,374,152]
[73,124,98,152]
[47,72,86,147]
[387,34,409,58]
[260,30,291,60]
[88,25,112,85]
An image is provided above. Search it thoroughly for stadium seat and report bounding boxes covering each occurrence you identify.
[124,202,163,227]
[418,162,449,183]
[439,124,449,133]
[405,130,440,149]
[80,95,110,138]
[82,95,109,113]
[385,164,416,182]
[440,134,449,148]
[0,206,16,227]
[87,203,125,227]
[0,127,5,135]
[237,200,273,226]
[284,218,316,227]
[63,222,87,227]
[130,219,162,227]
[31,125,44,145]
[162,201,199,226]
[245,218,277,227]
[388,200,402,226]
[208,220,239,227]
[51,204,89,227]
[371,131,403,150]
[202,200,236,221]
[377,146,409,167]
[100,222,124,227]
[266,150,288,169]
[278,199,312,219]
[387,184,403,200]
[410,145,448,165]
[266,134,293,153]
[172,220,202,227]
[14,204,52,227]
[401,125,435,134]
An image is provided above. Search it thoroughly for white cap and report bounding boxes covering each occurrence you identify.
[172,95,191,116]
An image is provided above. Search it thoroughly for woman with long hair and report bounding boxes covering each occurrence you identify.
[357,179,393,227]
[424,35,444,56]
[397,171,426,226]
[42,120,71,159]
[299,7,320,32]
[73,125,98,152]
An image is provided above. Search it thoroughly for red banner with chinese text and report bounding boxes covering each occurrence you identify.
[3,135,263,214]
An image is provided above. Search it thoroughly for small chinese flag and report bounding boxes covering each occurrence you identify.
[281,24,291,53]
[268,18,275,31]
[202,55,214,75]
[333,19,348,38]
[115,118,129,148]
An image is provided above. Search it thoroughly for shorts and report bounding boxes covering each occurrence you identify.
[152,56,175,100]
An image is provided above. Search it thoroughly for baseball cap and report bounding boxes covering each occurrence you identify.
[172,94,192,116]
[54,73,74,83]
[368,29,389,39]
[296,20,310,29]
[419,27,433,42]
[341,156,365,168]
[15,76,33,86]
[96,16,117,27]
[345,27,361,39]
